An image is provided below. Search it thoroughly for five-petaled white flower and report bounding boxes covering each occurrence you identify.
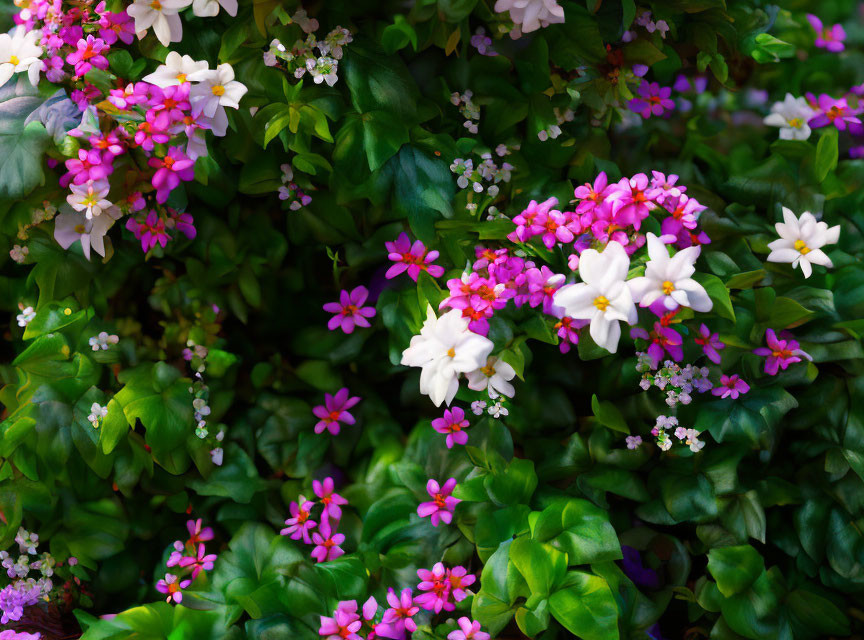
[401,307,494,407]
[763,94,815,141]
[553,241,637,354]
[127,0,190,48]
[54,205,122,261]
[494,0,565,33]
[466,356,516,399]
[188,63,248,118]
[192,0,237,17]
[767,207,840,278]
[0,27,43,88]
[142,51,208,87]
[627,232,713,312]
[67,180,112,219]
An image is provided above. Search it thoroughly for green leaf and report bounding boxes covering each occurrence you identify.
[814,127,838,182]
[382,15,418,53]
[707,545,765,597]
[99,399,129,454]
[509,536,568,599]
[548,571,619,640]
[591,394,629,433]
[361,110,409,171]
[693,273,735,321]
[484,458,538,506]
[0,78,50,198]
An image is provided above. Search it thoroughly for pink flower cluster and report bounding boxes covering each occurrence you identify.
[156,519,218,604]
[280,477,350,563]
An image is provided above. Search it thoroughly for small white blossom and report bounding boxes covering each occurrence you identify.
[487,401,509,418]
[466,356,516,399]
[767,207,840,278]
[0,26,43,88]
[142,51,209,88]
[16,306,35,327]
[764,94,815,141]
[306,56,339,86]
[67,180,112,219]
[210,447,224,466]
[494,0,564,33]
[126,0,189,47]
[471,400,487,415]
[628,233,713,312]
[89,331,119,351]
[88,402,108,427]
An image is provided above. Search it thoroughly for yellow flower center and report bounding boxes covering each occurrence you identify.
[593,295,610,311]
[661,280,675,295]
[481,364,496,377]
[176,73,187,83]
[150,0,161,9]
[211,85,225,96]
[794,239,810,255]
[788,117,802,128]
[446,348,455,358]
[9,55,19,65]
[74,224,86,234]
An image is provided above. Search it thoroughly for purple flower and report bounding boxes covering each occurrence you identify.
[807,14,845,52]
[186,518,214,545]
[178,543,217,579]
[431,407,470,448]
[628,82,675,119]
[694,324,724,364]
[507,197,558,243]
[385,232,445,281]
[553,315,587,353]
[156,573,191,604]
[98,10,135,45]
[712,374,750,399]
[447,618,490,640]
[313,477,348,521]
[525,266,565,314]
[470,27,497,56]
[625,435,642,449]
[312,388,361,435]
[323,286,377,334]
[149,146,195,204]
[61,148,113,187]
[379,588,419,639]
[311,518,345,563]
[417,478,460,527]
[631,324,683,368]
[620,545,660,588]
[126,210,171,253]
[280,495,317,542]
[753,328,812,375]
[808,95,861,131]
[0,581,41,624]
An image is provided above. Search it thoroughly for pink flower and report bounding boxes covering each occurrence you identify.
[662,194,704,231]
[414,562,452,613]
[108,82,150,109]
[807,14,845,52]
[323,286,377,334]
[379,588,419,640]
[631,324,683,368]
[385,233,445,281]
[573,171,615,215]
[66,35,110,77]
[134,110,172,151]
[126,210,171,252]
[808,95,861,131]
[44,55,65,82]
[149,146,195,204]
[319,608,362,640]
[695,324,724,364]
[166,540,185,567]
[507,197,558,243]
[431,407,470,448]
[446,565,475,601]
[473,246,509,271]
[646,171,685,203]
[525,266,565,314]
[156,573,191,604]
[311,518,345,563]
[179,543,217,579]
[417,478,460,527]
[313,477,348,521]
[553,315,586,353]
[61,148,113,187]
[753,328,812,375]
[280,495,317,542]
[313,388,361,435]
[448,618,489,640]
[628,82,675,118]
[98,10,135,45]
[148,83,192,120]
[89,131,125,157]
[186,518,214,545]
[529,208,578,248]
[607,173,655,228]
[712,374,750,399]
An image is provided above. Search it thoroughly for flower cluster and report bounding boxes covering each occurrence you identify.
[88,331,119,351]
[281,478,349,563]
[494,0,564,36]
[0,528,65,625]
[636,359,713,408]
[263,20,352,87]
[157,519,217,604]
[651,416,705,452]
[278,164,313,210]
[450,147,513,198]
[451,91,481,134]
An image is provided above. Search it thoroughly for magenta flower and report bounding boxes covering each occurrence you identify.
[554,315,587,354]
[313,388,361,435]
[126,210,171,253]
[98,10,135,45]
[446,565,475,601]
[507,197,558,243]
[166,540,185,567]
[311,518,345,563]
[61,148,113,187]
[168,210,196,240]
[385,233,445,281]
[417,478,460,527]
[695,324,724,364]
[608,173,655,228]
[753,328,812,375]
[149,146,195,204]
[186,518,214,545]
[280,495,317,542]
[379,588,419,639]
[179,543,217,579]
[156,573,191,604]
[323,286,377,334]
[662,194,704,231]
[319,608,362,640]
[89,131,125,157]
[109,82,150,109]
[473,246,509,271]
[525,266,565,314]
[134,109,172,151]
[313,477,348,521]
[431,407,470,449]
[807,14,845,52]
[148,83,192,120]
[448,618,489,640]
[44,55,65,82]
[712,374,750,399]
[414,562,452,613]
[808,95,861,131]
[628,82,675,118]
[574,171,615,215]
[529,208,578,248]
[66,35,110,77]
[631,324,683,368]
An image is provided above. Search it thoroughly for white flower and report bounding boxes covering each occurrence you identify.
[210,447,224,466]
[466,356,516,399]
[16,306,35,327]
[488,401,509,418]
[10,244,28,263]
[291,8,319,33]
[188,63,247,118]
[627,233,713,312]
[494,0,565,33]
[471,400,487,415]
[764,94,815,141]
[306,56,338,86]
[401,307,494,407]
[88,402,108,427]
[142,51,208,87]
[767,207,840,278]
[67,180,112,219]
[53,205,121,261]
[126,0,190,48]
[552,241,637,354]
[0,27,43,88]
[89,331,119,351]
[192,0,236,17]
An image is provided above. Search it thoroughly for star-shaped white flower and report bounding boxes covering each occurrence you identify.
[142,51,208,88]
[0,27,43,88]
[763,94,815,141]
[627,232,713,312]
[552,240,637,354]
[466,356,516,399]
[127,0,191,47]
[767,207,840,278]
[187,63,248,118]
[401,307,494,407]
[66,180,112,219]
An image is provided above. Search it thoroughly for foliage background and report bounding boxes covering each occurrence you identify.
[2,0,864,638]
